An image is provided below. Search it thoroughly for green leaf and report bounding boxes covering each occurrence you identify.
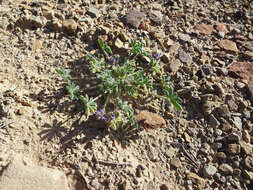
[66,83,79,100]
[80,95,97,117]
[98,38,113,55]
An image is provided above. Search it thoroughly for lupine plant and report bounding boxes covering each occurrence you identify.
[56,38,182,130]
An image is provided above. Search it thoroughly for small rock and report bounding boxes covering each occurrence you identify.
[244,170,253,180]
[215,22,229,37]
[203,164,217,177]
[87,7,101,18]
[239,140,253,155]
[160,184,169,190]
[91,179,100,189]
[219,39,238,52]
[170,158,181,168]
[17,107,25,115]
[114,38,124,49]
[138,20,150,31]
[219,163,233,175]
[226,132,240,142]
[166,147,177,159]
[125,10,145,28]
[228,62,253,82]
[187,172,205,186]
[119,180,131,190]
[178,48,192,64]
[215,152,227,161]
[233,117,242,130]
[169,59,181,73]
[178,33,191,42]
[247,82,253,102]
[183,132,191,143]
[62,19,77,35]
[194,24,213,35]
[163,38,174,49]
[149,11,163,25]
[196,64,213,78]
[135,111,166,129]
[244,156,253,171]
[150,3,162,10]
[119,32,129,42]
[228,144,241,155]
[242,130,251,143]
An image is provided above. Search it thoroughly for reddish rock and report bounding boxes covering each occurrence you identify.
[215,22,229,35]
[194,24,213,35]
[228,62,253,82]
[135,111,166,129]
[138,20,150,31]
[219,39,238,52]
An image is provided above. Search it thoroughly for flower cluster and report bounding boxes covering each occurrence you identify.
[93,109,115,121]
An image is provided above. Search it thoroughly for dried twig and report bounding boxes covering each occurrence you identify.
[82,157,132,167]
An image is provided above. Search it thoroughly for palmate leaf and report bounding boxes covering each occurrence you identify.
[98,38,113,55]
[56,67,71,82]
[87,54,103,73]
[66,83,79,100]
[80,95,97,117]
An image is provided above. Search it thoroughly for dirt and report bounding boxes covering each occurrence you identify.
[0,0,253,189]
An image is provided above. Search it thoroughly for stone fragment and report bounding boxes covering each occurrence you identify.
[219,163,233,175]
[163,38,174,49]
[229,62,253,82]
[219,39,238,52]
[208,114,220,127]
[187,172,205,186]
[135,111,166,129]
[166,147,177,158]
[233,117,242,130]
[150,3,162,10]
[247,82,253,102]
[17,107,25,115]
[87,7,101,18]
[0,154,70,190]
[178,33,191,42]
[0,6,10,13]
[160,184,169,190]
[125,10,145,28]
[169,59,181,73]
[196,64,213,78]
[239,140,253,155]
[0,17,8,30]
[228,144,241,155]
[170,158,181,168]
[62,19,77,35]
[138,20,150,31]
[119,180,131,190]
[119,32,129,42]
[50,18,62,31]
[184,132,191,143]
[203,164,217,177]
[215,22,229,37]
[244,156,253,171]
[149,11,163,25]
[114,38,124,49]
[194,24,213,35]
[178,48,192,64]
[243,130,251,143]
[244,170,253,180]
[215,152,227,160]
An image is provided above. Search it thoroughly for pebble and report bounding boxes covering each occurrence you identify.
[170,158,181,168]
[203,164,217,177]
[194,24,213,35]
[62,19,77,35]
[219,163,233,175]
[178,48,192,64]
[239,140,253,155]
[219,39,238,52]
[87,7,101,18]
[149,11,163,25]
[228,144,241,155]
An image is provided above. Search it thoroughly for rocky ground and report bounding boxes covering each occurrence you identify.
[0,0,253,189]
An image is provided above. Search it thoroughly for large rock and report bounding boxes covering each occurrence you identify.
[228,62,253,82]
[124,10,145,28]
[0,154,70,190]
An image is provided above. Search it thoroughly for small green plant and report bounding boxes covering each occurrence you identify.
[56,38,182,130]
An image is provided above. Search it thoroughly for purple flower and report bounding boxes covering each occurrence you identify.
[108,56,116,64]
[152,53,162,60]
[111,114,115,119]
